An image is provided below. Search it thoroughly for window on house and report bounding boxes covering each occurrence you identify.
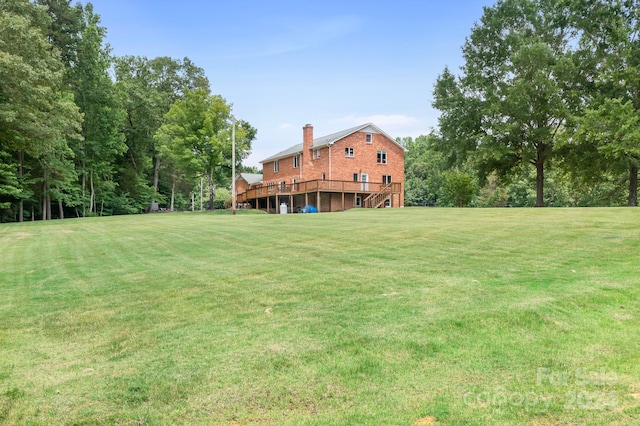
[293,155,299,168]
[322,172,326,181]
[377,150,387,164]
[355,196,362,207]
[345,147,354,157]
[313,149,321,159]
[279,181,286,191]
[382,175,392,184]
[366,134,372,144]
[267,182,275,192]
[353,173,358,182]
[274,160,279,172]
[384,198,391,207]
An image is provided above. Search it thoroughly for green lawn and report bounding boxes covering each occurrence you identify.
[1,208,639,425]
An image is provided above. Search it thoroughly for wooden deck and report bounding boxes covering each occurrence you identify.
[237,179,402,213]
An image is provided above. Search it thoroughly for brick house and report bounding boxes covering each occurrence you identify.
[236,123,405,213]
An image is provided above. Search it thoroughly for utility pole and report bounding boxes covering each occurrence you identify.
[232,119,236,215]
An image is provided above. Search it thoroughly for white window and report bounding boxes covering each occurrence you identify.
[293,155,299,168]
[366,134,372,144]
[345,147,354,157]
[313,149,321,159]
[274,160,279,172]
[267,182,275,192]
[355,196,362,207]
[377,150,387,164]
[382,175,392,184]
[279,181,286,191]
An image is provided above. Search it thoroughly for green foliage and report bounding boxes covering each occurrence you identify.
[440,170,477,207]
[0,0,82,221]
[0,151,20,210]
[155,89,255,211]
[476,173,509,207]
[401,134,446,206]
[434,0,579,207]
[214,187,231,210]
[69,4,126,216]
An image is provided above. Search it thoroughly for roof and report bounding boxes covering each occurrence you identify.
[260,123,405,163]
[260,143,303,163]
[237,173,263,185]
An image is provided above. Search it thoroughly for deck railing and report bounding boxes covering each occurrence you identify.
[238,180,401,202]
[363,183,393,208]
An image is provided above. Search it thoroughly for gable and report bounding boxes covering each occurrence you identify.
[313,123,405,151]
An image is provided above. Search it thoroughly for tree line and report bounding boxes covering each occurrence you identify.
[4,0,638,220]
[405,0,640,207]
[0,0,255,222]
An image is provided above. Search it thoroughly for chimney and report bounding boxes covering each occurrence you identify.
[303,124,314,151]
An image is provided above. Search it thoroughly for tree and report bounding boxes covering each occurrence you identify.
[36,0,83,73]
[563,0,640,206]
[69,4,126,216]
[155,89,255,210]
[401,134,447,206]
[441,170,477,207]
[114,55,210,212]
[0,0,82,221]
[433,0,579,206]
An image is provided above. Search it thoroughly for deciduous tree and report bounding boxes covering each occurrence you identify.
[155,89,255,210]
[434,0,579,206]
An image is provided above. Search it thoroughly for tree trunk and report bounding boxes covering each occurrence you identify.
[153,156,160,191]
[208,168,215,211]
[47,191,52,221]
[56,184,64,219]
[535,160,545,207]
[147,156,161,213]
[628,164,638,207]
[170,179,175,211]
[82,155,86,217]
[18,151,24,222]
[42,180,48,221]
[90,170,95,213]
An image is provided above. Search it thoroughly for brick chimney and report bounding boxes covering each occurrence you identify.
[303,124,313,151]
[302,124,314,174]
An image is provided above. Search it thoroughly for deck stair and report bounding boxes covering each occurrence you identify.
[363,183,392,208]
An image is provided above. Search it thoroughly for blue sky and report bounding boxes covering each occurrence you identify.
[89,0,495,167]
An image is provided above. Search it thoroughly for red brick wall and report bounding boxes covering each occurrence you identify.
[262,154,303,185]
[301,146,329,181]
[235,179,250,196]
[328,131,405,206]
[328,132,404,184]
[261,129,405,207]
